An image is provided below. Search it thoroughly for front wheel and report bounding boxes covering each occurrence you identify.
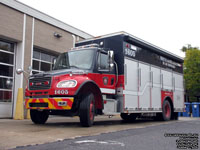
[30,110,49,124]
[79,93,95,127]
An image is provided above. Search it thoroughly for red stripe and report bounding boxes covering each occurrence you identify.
[32,99,37,103]
[39,98,44,103]
[48,98,58,109]
[62,98,73,107]
[49,98,63,109]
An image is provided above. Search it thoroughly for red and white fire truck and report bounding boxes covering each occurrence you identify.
[24,32,184,127]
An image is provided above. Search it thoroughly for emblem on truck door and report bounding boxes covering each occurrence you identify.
[103,77,108,85]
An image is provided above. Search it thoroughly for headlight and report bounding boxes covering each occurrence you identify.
[56,80,77,88]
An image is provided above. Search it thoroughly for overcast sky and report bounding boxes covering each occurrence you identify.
[18,0,200,57]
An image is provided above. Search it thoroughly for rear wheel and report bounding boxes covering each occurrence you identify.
[120,113,137,122]
[162,100,172,121]
[79,93,95,127]
[30,110,49,124]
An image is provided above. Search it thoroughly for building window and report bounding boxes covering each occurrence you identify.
[32,48,58,74]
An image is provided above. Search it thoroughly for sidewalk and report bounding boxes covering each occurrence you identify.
[0,116,198,150]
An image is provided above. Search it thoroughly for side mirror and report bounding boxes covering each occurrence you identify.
[108,50,114,68]
[108,50,114,63]
[16,68,24,75]
[53,58,57,65]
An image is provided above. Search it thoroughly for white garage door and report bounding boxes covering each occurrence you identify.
[0,40,15,118]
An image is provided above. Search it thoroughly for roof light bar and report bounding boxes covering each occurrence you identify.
[71,43,99,51]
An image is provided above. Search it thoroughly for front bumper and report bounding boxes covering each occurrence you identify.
[25,97,74,110]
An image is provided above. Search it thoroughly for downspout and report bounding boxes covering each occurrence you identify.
[72,35,76,48]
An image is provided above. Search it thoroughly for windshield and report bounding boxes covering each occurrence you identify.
[53,49,95,70]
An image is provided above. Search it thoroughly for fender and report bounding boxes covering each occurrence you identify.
[161,91,173,108]
[75,80,104,109]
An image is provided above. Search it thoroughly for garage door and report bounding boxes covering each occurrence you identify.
[0,40,15,118]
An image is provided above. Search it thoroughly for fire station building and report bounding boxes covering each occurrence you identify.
[0,0,92,118]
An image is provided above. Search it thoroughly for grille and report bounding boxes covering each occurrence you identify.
[29,103,48,108]
[29,77,51,90]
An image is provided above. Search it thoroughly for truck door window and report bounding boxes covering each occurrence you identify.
[98,53,109,70]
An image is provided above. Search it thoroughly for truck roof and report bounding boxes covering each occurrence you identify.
[76,31,184,63]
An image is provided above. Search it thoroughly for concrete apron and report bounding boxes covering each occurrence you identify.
[0,116,197,150]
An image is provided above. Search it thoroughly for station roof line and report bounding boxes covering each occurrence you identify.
[0,0,93,39]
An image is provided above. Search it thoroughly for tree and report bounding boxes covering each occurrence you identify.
[182,45,200,102]
[181,44,198,52]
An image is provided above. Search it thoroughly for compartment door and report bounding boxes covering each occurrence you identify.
[124,59,138,109]
[151,66,161,110]
[138,63,150,109]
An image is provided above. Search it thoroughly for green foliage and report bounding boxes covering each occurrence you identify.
[183,46,200,100]
[181,44,199,52]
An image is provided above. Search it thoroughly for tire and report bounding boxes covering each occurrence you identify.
[162,100,172,121]
[120,113,137,122]
[79,93,95,127]
[30,110,49,124]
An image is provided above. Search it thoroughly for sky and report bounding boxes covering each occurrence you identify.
[18,0,200,57]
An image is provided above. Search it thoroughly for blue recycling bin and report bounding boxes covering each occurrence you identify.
[182,102,191,117]
[192,102,200,117]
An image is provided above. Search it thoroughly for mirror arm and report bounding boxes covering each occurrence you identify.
[23,71,30,75]
[16,69,30,75]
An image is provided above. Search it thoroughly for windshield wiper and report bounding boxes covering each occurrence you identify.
[69,65,81,69]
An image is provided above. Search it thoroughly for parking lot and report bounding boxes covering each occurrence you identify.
[0,116,198,150]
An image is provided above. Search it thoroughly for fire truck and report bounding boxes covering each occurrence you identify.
[24,32,184,127]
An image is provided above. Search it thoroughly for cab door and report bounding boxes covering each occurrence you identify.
[96,52,116,94]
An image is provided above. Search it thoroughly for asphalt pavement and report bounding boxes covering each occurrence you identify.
[11,117,200,150]
[0,116,174,150]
